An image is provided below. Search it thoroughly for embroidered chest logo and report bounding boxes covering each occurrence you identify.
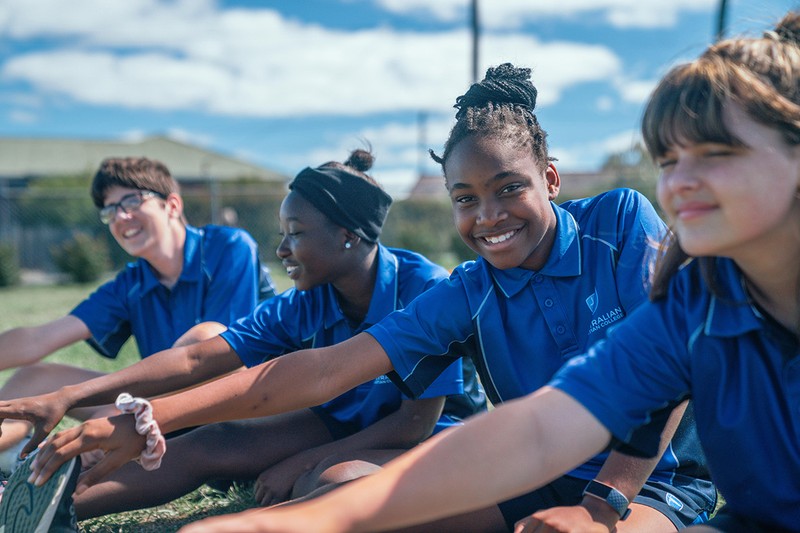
[586,289,624,334]
[585,289,599,314]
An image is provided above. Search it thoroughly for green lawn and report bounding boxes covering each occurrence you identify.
[0,264,292,532]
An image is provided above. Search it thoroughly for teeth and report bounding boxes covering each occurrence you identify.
[286,266,297,275]
[123,228,140,238]
[484,230,515,244]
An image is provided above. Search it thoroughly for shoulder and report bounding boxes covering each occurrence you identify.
[198,224,258,248]
[561,189,664,239]
[560,188,655,219]
[385,246,449,281]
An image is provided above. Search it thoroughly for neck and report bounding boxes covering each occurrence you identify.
[148,224,187,289]
[334,245,379,325]
[740,263,800,336]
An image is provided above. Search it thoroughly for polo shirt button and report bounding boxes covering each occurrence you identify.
[533,274,543,283]
[556,325,565,335]
[544,298,554,307]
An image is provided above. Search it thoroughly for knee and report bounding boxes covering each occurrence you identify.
[296,453,383,494]
[172,322,226,348]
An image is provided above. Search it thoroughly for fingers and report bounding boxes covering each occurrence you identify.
[73,450,131,495]
[23,426,49,457]
[28,426,87,486]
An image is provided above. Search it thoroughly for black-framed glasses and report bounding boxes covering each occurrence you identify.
[99,191,164,224]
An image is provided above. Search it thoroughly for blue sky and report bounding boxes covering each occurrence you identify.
[0,0,795,196]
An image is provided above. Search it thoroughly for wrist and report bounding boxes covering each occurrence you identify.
[582,480,631,524]
[580,494,621,530]
[57,384,81,409]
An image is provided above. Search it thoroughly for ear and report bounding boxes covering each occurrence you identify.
[165,193,183,220]
[342,230,361,250]
[545,163,560,200]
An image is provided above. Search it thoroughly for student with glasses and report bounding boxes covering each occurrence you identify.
[0,156,272,475]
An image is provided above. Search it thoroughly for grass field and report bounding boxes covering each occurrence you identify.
[0,265,292,532]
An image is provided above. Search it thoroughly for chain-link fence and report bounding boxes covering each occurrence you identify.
[0,182,472,276]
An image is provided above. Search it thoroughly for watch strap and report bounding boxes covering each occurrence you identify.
[582,480,631,520]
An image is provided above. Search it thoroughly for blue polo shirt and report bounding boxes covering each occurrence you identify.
[553,257,800,530]
[72,225,261,358]
[369,189,707,484]
[221,244,483,434]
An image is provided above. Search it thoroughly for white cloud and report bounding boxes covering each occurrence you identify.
[551,128,641,170]
[372,0,716,29]
[8,109,36,123]
[0,2,622,119]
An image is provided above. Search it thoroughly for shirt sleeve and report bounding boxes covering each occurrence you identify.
[369,275,475,399]
[70,274,132,358]
[221,290,308,367]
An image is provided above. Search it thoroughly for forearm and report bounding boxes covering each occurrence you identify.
[583,401,690,526]
[61,336,241,409]
[0,316,89,370]
[153,333,394,434]
[290,388,611,532]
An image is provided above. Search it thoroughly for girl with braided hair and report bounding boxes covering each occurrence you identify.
[22,62,713,531]
[172,10,800,533]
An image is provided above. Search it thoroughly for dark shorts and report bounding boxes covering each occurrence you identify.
[706,507,795,533]
[310,406,362,441]
[496,475,716,530]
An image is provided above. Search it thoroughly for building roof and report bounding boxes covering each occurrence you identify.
[0,136,288,182]
[406,170,619,201]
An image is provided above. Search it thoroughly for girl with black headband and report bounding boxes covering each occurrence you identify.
[16,64,716,532]
[0,149,484,522]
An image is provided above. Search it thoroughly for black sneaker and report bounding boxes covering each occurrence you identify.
[0,451,80,533]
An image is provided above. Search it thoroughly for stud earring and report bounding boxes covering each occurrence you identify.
[344,242,352,249]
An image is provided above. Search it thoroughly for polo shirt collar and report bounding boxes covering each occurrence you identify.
[322,244,398,330]
[490,202,582,297]
[704,258,762,337]
[139,225,201,294]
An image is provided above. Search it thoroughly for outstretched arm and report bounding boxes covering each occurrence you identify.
[0,315,90,370]
[0,335,243,454]
[179,387,612,533]
[30,332,394,490]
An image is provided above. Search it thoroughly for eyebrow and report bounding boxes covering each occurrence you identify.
[449,171,519,191]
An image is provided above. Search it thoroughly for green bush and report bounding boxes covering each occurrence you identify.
[0,244,20,287]
[51,232,111,283]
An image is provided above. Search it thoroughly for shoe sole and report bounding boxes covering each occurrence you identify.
[0,452,78,533]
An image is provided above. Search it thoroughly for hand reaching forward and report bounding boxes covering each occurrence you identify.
[0,391,71,457]
[28,414,146,495]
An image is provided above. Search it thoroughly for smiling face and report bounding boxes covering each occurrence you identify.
[277,191,350,291]
[102,185,181,260]
[656,101,800,265]
[444,134,560,271]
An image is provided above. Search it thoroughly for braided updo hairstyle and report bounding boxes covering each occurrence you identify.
[431,63,554,173]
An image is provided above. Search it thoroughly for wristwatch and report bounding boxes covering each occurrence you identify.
[582,480,631,520]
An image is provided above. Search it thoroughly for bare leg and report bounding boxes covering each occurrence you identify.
[288,449,509,533]
[74,408,332,519]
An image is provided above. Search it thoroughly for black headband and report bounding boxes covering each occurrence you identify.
[289,166,393,243]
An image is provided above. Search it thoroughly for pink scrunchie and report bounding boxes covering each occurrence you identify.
[115,393,167,471]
